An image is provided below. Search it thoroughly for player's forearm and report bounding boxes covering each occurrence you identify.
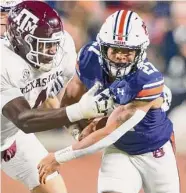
[73,123,117,150]
[17,83,112,133]
[17,108,70,133]
[72,109,135,151]
[72,107,136,150]
[54,109,147,164]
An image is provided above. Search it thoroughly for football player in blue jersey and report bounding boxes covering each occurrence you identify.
[1,1,113,193]
[38,10,179,193]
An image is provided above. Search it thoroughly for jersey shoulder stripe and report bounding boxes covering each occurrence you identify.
[77,41,99,63]
[136,84,163,98]
[143,79,164,89]
[135,94,162,100]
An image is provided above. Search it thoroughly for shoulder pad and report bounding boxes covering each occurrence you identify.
[77,41,100,64]
[76,41,100,75]
[137,61,163,87]
[76,41,103,86]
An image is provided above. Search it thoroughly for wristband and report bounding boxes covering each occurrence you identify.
[66,103,83,122]
[54,146,76,164]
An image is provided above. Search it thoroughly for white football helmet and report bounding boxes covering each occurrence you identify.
[0,0,23,12]
[97,10,150,79]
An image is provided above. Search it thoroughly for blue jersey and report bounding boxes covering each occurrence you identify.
[76,41,173,155]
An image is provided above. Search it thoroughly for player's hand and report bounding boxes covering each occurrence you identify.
[37,153,60,184]
[78,83,114,117]
[66,82,114,122]
[41,96,60,109]
[78,122,96,141]
[78,117,108,141]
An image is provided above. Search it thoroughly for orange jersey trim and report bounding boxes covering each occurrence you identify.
[137,85,163,97]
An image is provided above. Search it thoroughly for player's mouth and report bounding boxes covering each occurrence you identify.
[40,55,54,64]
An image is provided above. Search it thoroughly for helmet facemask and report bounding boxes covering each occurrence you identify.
[99,42,142,79]
[25,33,64,72]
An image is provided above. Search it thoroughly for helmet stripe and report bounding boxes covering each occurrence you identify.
[125,11,133,41]
[118,10,128,41]
[113,10,121,40]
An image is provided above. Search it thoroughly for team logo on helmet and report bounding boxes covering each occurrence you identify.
[12,8,39,34]
[114,40,126,45]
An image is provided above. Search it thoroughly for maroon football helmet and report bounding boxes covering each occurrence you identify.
[7,1,64,71]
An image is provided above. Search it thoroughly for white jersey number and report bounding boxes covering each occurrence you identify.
[142,63,158,75]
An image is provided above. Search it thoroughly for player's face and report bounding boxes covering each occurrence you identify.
[38,42,59,64]
[107,47,136,66]
[0,12,8,36]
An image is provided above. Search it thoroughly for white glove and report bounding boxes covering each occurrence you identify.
[161,85,172,112]
[66,82,114,122]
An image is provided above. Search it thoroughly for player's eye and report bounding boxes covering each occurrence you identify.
[45,43,53,48]
[38,42,44,50]
[46,42,60,49]
[111,47,121,53]
[111,47,136,55]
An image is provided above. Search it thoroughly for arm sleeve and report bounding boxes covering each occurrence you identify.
[73,110,146,158]
[55,109,147,163]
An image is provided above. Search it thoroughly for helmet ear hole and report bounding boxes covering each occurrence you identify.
[16,36,30,57]
[100,45,109,59]
[135,49,141,58]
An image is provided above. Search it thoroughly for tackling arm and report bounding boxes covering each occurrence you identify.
[2,82,112,133]
[60,73,101,131]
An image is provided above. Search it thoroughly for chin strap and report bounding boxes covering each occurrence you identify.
[39,62,53,72]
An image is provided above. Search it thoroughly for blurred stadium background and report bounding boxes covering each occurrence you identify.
[1,1,186,193]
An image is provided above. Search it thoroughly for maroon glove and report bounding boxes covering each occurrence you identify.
[3,141,17,162]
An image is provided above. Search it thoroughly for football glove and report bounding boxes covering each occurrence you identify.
[66,82,114,122]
